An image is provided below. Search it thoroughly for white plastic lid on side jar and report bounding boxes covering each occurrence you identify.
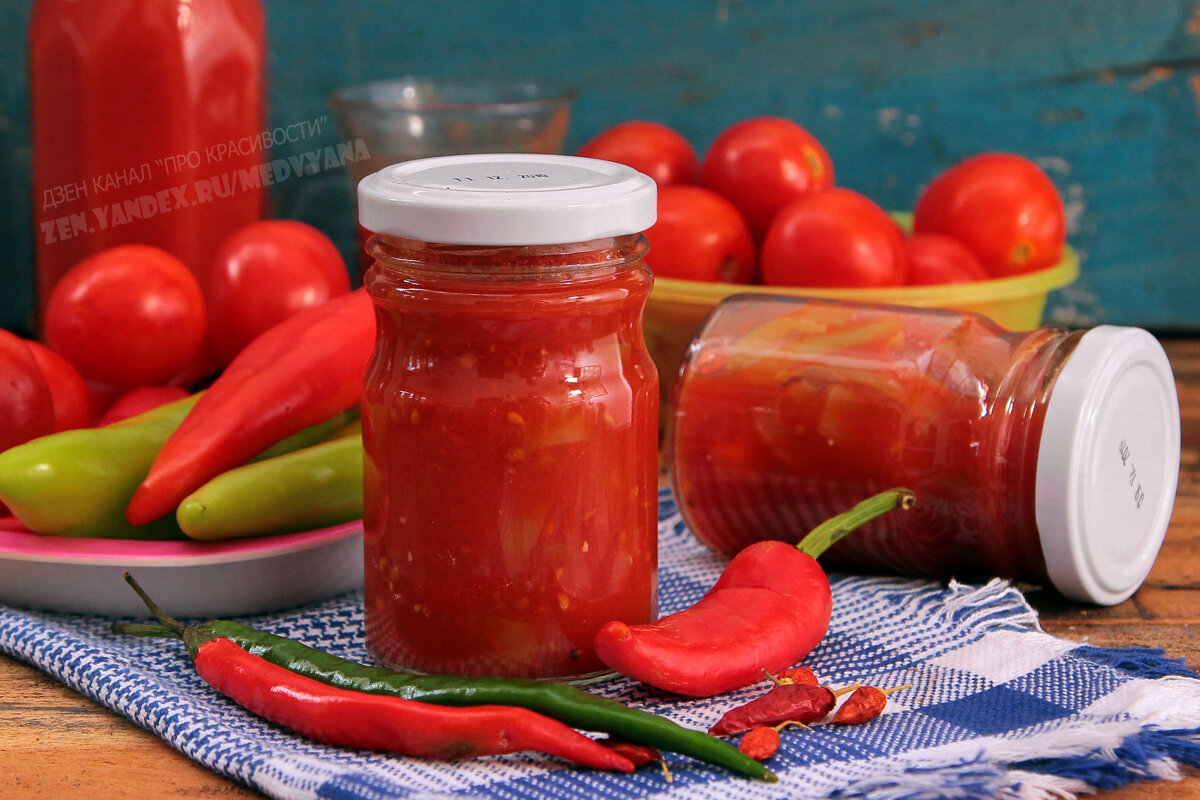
[357,153,657,245]
[1035,325,1181,605]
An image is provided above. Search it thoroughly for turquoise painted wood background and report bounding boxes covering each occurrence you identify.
[2,0,1199,335]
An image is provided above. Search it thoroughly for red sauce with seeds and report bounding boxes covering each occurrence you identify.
[670,296,1082,583]
[363,234,659,679]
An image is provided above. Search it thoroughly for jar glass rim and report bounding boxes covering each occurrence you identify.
[366,232,649,282]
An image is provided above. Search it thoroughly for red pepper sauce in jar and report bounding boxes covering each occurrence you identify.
[359,155,659,678]
[670,295,1180,605]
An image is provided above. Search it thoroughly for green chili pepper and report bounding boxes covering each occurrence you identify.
[0,395,201,539]
[177,435,364,540]
[114,575,774,782]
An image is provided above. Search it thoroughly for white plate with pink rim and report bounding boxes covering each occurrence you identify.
[0,521,363,619]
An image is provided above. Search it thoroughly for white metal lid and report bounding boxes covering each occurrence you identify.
[1035,325,1180,605]
[357,154,657,245]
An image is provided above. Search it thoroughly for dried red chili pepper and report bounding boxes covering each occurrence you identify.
[777,667,818,686]
[831,685,887,725]
[594,489,914,697]
[832,684,909,725]
[127,289,373,525]
[186,633,634,771]
[709,683,836,736]
[738,727,780,761]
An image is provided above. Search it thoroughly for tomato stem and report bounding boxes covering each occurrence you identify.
[795,488,915,559]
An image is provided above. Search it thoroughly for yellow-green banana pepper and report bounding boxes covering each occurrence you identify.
[0,400,359,541]
[0,395,200,539]
[177,434,363,540]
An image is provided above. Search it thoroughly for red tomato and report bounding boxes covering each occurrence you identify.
[575,121,698,187]
[25,340,90,431]
[645,186,755,283]
[0,330,54,451]
[83,379,134,425]
[760,188,907,288]
[44,245,206,389]
[913,152,1066,277]
[903,233,989,286]
[207,220,350,366]
[97,385,190,426]
[701,117,834,240]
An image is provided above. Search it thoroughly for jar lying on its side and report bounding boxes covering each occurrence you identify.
[669,294,1180,605]
[359,155,660,680]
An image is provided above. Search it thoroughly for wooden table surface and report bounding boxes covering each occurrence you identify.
[2,339,1199,799]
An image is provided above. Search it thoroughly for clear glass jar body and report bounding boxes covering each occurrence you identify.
[670,295,1082,583]
[363,234,659,679]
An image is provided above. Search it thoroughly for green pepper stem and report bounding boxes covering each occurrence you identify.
[796,488,915,559]
[119,572,186,636]
[110,622,181,638]
[116,572,217,659]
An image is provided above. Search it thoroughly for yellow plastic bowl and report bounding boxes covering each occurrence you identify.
[644,243,1079,410]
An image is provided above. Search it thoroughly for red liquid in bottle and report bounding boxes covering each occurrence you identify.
[29,0,266,324]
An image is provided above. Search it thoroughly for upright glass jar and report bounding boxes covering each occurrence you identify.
[670,295,1180,605]
[359,154,659,679]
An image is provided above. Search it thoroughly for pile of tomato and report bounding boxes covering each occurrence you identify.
[575,118,1068,288]
[2,220,349,454]
[4,118,1070,456]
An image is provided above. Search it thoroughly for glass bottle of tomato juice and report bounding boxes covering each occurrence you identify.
[670,295,1180,606]
[359,154,660,679]
[29,0,265,324]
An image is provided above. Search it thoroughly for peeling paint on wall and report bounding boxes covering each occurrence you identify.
[1130,66,1175,92]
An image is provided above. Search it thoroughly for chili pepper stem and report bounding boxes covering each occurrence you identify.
[881,684,912,695]
[833,683,863,697]
[120,572,184,632]
[112,623,181,638]
[117,572,214,658]
[110,577,776,781]
[796,488,915,559]
[773,720,812,732]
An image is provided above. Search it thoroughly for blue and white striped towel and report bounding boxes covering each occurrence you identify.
[3,491,1199,799]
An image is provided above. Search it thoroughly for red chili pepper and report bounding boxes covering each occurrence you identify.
[709,683,835,735]
[191,634,633,771]
[594,489,913,697]
[126,289,373,525]
[738,727,780,761]
[599,737,661,767]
